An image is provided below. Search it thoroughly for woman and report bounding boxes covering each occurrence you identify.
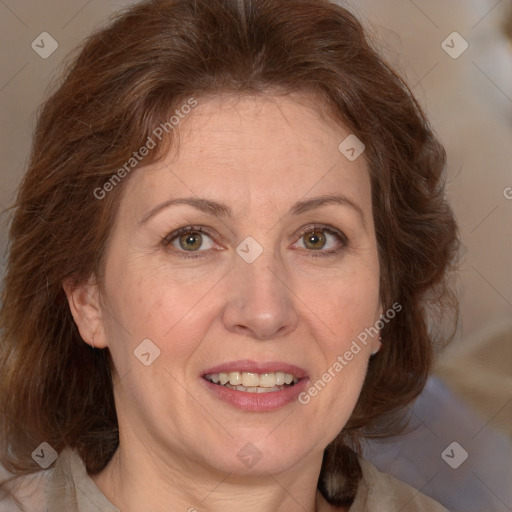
[0,0,459,510]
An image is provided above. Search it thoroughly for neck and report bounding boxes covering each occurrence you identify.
[91,434,339,512]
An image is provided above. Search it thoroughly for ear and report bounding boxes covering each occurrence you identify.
[370,303,384,356]
[62,276,108,349]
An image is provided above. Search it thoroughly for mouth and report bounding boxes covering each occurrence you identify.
[204,371,300,393]
[200,360,308,411]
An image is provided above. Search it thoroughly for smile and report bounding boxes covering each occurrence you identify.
[204,371,299,393]
[201,360,308,411]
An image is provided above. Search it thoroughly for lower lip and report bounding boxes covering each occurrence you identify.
[201,377,309,412]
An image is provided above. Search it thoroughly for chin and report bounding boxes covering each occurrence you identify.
[197,432,315,477]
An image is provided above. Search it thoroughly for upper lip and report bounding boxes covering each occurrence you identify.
[202,360,308,379]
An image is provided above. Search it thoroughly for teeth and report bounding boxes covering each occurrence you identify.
[225,383,289,393]
[241,372,259,387]
[205,371,299,390]
[229,371,242,385]
[259,373,276,387]
[275,372,285,385]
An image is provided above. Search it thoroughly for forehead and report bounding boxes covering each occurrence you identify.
[123,93,371,219]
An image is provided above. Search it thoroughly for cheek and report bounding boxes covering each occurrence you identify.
[313,263,380,349]
[103,263,219,369]
[311,265,380,413]
[302,279,378,422]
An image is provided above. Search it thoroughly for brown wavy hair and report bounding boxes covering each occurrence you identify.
[0,0,459,505]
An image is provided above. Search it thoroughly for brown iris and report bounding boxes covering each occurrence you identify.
[303,230,326,250]
[179,231,203,251]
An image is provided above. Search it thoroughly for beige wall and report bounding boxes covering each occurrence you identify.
[353,0,512,344]
[1,0,511,342]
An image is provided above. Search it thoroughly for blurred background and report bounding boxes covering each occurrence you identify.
[0,0,511,510]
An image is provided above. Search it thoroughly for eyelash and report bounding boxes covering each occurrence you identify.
[161,224,348,260]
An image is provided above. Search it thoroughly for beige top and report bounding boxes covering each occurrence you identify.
[1,448,448,511]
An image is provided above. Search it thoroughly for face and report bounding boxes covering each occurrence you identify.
[67,93,382,478]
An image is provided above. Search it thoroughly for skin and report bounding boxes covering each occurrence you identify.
[64,93,382,512]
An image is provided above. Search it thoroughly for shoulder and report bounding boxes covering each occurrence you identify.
[3,450,447,512]
[0,467,51,512]
[350,455,449,512]
[0,448,118,512]
[46,448,119,512]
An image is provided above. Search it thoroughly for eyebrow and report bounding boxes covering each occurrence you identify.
[139,194,366,227]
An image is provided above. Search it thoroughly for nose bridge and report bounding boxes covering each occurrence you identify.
[222,236,298,339]
[234,237,286,308]
[238,248,280,299]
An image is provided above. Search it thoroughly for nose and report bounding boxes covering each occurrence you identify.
[222,250,299,340]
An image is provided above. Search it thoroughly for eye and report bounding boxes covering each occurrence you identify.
[293,224,348,257]
[162,226,216,258]
[162,223,348,259]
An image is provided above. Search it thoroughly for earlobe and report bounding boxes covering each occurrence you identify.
[370,303,384,356]
[62,276,108,349]
[370,334,382,356]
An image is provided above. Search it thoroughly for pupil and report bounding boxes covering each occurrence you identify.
[181,232,201,251]
[306,230,325,249]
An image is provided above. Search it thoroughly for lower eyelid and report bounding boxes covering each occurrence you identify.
[297,230,344,248]
[294,226,348,251]
[162,225,348,256]
[164,230,216,253]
